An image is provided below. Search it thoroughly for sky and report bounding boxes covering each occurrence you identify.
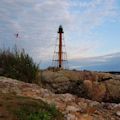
[0,0,120,71]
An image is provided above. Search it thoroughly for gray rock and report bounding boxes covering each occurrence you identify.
[116,111,120,117]
[89,101,100,107]
[66,105,79,112]
[65,114,76,120]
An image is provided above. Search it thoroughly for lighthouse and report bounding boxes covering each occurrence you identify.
[52,25,68,69]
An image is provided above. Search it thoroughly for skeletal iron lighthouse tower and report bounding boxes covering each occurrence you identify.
[52,25,68,69]
[58,25,63,68]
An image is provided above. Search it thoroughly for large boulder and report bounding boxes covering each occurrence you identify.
[96,72,113,81]
[104,79,120,103]
[84,80,106,102]
[40,70,120,103]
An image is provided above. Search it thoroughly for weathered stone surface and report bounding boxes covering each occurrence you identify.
[0,76,120,120]
[116,111,120,117]
[66,105,80,112]
[104,79,120,102]
[41,70,120,103]
[65,114,76,120]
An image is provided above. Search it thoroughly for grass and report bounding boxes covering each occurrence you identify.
[0,93,65,120]
[15,103,58,120]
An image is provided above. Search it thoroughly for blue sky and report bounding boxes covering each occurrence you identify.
[0,0,120,71]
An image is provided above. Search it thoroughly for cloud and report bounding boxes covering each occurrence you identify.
[0,0,119,69]
[71,0,118,31]
[70,52,120,71]
[0,0,72,60]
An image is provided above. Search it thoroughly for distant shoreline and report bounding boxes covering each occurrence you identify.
[105,71,120,75]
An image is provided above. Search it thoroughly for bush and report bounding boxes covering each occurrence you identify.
[0,93,64,120]
[0,48,39,83]
[15,100,61,120]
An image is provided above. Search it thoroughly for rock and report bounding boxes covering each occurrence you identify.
[66,105,79,112]
[89,101,100,107]
[0,76,120,120]
[54,76,69,83]
[84,80,106,101]
[65,114,76,120]
[0,68,4,75]
[104,79,120,102]
[59,94,75,102]
[116,111,120,117]
[97,72,113,81]
[91,82,106,101]
[0,113,4,118]
[83,80,93,97]
[80,114,93,120]
[41,70,120,103]
[78,102,88,112]
[84,80,93,89]
[42,70,55,82]
[113,75,120,80]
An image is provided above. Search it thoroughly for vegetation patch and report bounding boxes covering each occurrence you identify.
[0,93,64,120]
[0,48,39,83]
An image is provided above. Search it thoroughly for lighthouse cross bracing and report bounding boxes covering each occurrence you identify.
[52,25,68,69]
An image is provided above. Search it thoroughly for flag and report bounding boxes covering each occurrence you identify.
[15,33,19,38]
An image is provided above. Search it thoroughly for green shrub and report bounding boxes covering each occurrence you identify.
[0,93,64,120]
[16,109,52,120]
[15,102,60,120]
[0,48,39,83]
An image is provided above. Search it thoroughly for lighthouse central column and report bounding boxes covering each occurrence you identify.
[59,32,62,68]
[58,25,64,68]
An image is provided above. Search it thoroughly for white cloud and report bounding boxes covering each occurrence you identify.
[71,0,118,31]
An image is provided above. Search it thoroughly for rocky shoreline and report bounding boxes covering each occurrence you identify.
[0,76,120,120]
[40,70,120,103]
